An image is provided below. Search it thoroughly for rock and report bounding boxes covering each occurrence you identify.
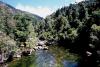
[0,54,4,64]
[37,40,47,46]
[16,54,21,58]
[28,49,33,55]
[21,48,34,56]
[86,51,92,56]
[13,54,21,58]
[46,40,57,46]
[33,45,48,50]
[13,49,21,58]
[89,44,95,48]
[6,51,14,62]
[22,51,30,56]
[38,46,44,49]
[34,46,39,50]
[43,46,48,50]
[33,40,48,50]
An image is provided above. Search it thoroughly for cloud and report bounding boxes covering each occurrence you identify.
[75,0,84,3]
[16,4,54,18]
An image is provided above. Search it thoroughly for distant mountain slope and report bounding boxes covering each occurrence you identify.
[0,1,43,19]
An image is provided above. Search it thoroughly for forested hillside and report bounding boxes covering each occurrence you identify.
[37,0,100,66]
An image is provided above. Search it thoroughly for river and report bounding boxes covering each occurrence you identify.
[8,46,79,67]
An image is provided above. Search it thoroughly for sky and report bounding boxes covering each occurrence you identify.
[2,0,84,18]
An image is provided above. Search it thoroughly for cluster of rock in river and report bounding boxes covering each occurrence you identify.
[34,40,48,50]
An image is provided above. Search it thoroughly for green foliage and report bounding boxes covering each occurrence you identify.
[91,24,100,32]
[25,23,37,48]
[67,28,78,40]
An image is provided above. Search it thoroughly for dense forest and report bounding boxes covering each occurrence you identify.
[0,0,100,67]
[36,0,100,67]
